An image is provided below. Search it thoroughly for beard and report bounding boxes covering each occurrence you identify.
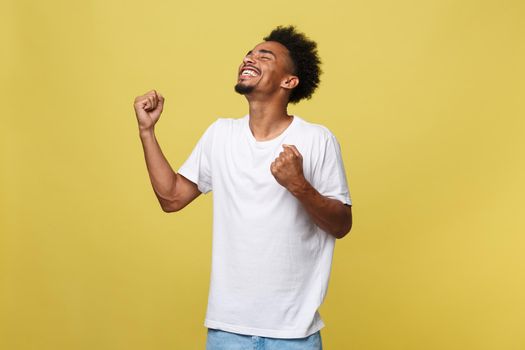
[234,82,255,95]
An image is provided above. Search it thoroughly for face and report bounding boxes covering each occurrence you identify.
[234,41,298,99]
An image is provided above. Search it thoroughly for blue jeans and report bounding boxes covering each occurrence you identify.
[206,328,323,350]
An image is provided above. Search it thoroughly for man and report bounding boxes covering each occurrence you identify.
[133,25,352,350]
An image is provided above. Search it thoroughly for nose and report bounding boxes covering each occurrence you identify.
[243,54,256,65]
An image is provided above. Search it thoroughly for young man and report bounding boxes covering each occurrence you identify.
[133,25,352,350]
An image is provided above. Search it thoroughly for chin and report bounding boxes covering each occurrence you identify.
[234,82,255,95]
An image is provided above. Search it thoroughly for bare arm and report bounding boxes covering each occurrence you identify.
[134,90,201,212]
[289,180,352,239]
[270,144,353,239]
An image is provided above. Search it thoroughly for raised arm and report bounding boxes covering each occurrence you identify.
[133,90,201,212]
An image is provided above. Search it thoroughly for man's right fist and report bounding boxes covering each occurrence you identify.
[133,89,165,132]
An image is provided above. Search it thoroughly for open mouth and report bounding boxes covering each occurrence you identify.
[239,66,260,78]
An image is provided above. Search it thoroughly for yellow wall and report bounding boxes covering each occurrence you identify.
[2,0,524,349]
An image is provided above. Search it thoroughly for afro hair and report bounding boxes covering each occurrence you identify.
[263,25,322,104]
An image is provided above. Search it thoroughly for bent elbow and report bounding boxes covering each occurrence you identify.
[160,200,182,213]
[161,206,177,213]
[335,216,353,239]
[335,228,350,239]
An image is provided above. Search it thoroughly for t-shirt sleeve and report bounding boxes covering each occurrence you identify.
[177,120,218,194]
[312,133,352,206]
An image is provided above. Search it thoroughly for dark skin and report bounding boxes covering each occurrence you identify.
[134,40,352,239]
[236,41,353,239]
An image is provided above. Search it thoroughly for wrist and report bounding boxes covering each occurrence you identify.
[139,127,155,139]
[288,176,311,198]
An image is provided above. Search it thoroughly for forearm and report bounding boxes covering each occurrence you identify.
[289,179,352,239]
[139,128,178,204]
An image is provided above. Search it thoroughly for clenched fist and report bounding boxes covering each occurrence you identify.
[270,144,307,193]
[133,89,165,132]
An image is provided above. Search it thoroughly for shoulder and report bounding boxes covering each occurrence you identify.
[293,115,338,143]
[197,116,245,145]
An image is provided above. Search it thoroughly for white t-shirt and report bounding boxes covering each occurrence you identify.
[177,114,352,338]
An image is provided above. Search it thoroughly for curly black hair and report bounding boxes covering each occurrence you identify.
[263,25,322,104]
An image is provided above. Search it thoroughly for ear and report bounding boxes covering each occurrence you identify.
[280,75,299,90]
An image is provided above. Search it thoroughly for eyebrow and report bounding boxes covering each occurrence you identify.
[246,49,276,58]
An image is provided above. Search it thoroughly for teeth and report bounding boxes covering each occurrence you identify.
[242,69,258,76]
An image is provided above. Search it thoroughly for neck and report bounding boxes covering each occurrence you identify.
[246,98,293,141]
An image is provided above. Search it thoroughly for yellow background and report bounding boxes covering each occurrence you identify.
[2,0,524,349]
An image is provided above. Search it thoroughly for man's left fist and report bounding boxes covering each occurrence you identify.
[270,144,306,192]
